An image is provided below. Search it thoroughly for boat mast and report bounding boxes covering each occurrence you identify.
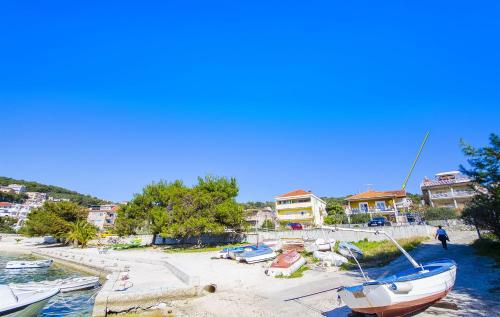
[402,131,429,190]
[322,226,420,269]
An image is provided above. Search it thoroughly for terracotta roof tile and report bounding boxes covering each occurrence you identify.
[346,190,406,201]
[276,189,312,198]
[0,202,12,207]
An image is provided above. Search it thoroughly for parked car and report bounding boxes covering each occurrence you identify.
[367,217,390,227]
[286,222,303,230]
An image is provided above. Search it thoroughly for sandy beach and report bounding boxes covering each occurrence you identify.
[1,231,498,317]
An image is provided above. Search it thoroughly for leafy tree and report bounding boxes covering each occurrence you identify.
[460,134,500,239]
[261,219,275,230]
[0,216,16,233]
[0,192,28,203]
[66,221,97,248]
[324,201,348,224]
[423,207,457,221]
[21,201,87,238]
[0,176,108,205]
[115,176,246,244]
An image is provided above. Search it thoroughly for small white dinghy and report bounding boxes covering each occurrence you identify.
[0,285,59,317]
[337,242,364,259]
[5,260,53,269]
[313,251,348,266]
[306,238,336,252]
[323,226,457,317]
[11,276,100,293]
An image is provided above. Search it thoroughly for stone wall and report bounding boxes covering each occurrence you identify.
[245,225,433,243]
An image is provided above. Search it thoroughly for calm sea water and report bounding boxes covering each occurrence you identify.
[0,253,96,316]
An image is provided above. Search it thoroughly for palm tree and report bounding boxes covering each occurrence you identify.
[67,221,97,248]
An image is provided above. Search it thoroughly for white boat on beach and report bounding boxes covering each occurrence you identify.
[313,250,348,266]
[0,285,59,317]
[5,260,53,269]
[305,238,336,252]
[323,226,457,317]
[10,276,100,293]
[337,241,364,259]
[265,250,306,277]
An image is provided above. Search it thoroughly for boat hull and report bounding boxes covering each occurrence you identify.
[339,264,456,317]
[266,256,306,277]
[239,251,277,264]
[1,298,51,317]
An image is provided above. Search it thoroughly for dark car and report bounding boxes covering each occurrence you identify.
[368,217,390,227]
[287,222,303,230]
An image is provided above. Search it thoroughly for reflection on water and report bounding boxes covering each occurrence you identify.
[0,253,97,316]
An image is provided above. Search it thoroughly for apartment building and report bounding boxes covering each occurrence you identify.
[87,204,118,230]
[244,207,277,229]
[275,189,326,227]
[420,171,477,209]
[345,189,411,219]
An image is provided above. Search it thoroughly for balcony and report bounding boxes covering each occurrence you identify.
[430,191,475,199]
[276,201,312,210]
[347,207,397,214]
[277,213,313,221]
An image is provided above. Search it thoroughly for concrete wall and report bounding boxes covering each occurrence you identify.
[245,225,433,243]
[153,232,246,245]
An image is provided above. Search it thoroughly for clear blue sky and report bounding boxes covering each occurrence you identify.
[1,1,498,202]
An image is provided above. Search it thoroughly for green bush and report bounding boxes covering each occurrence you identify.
[261,219,275,230]
[350,213,371,224]
[424,207,457,221]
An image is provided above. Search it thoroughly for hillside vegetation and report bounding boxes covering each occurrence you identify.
[0,176,108,206]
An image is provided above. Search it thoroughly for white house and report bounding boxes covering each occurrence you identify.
[275,189,327,227]
[87,205,118,230]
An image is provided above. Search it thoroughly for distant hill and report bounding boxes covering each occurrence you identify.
[0,176,109,206]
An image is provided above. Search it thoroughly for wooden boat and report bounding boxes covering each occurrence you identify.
[338,241,363,259]
[5,260,53,269]
[313,251,348,266]
[280,238,305,252]
[0,285,59,317]
[237,245,276,263]
[265,250,306,277]
[11,276,100,293]
[338,259,457,317]
[262,239,282,251]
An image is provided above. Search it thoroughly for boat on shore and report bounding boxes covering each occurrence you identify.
[5,260,53,269]
[0,285,59,317]
[265,250,305,277]
[337,242,363,259]
[10,276,100,293]
[313,250,348,266]
[217,245,250,259]
[237,245,276,263]
[305,238,336,252]
[281,238,305,252]
[338,259,457,317]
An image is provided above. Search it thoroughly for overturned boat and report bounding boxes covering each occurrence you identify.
[281,238,305,252]
[237,245,276,264]
[265,250,306,277]
[338,241,364,259]
[305,238,336,252]
[5,260,53,269]
[0,285,59,317]
[217,245,250,259]
[323,226,457,317]
[11,276,100,293]
[313,250,348,266]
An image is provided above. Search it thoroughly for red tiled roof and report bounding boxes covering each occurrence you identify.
[346,190,406,201]
[0,202,12,207]
[276,189,312,198]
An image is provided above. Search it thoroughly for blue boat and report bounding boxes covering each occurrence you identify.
[237,245,276,263]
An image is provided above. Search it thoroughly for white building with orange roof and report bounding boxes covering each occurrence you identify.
[87,204,119,230]
[275,189,327,227]
[345,189,411,219]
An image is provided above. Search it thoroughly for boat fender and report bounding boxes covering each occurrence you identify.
[390,282,413,294]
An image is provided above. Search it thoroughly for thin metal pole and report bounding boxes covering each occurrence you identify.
[402,131,430,190]
[322,226,420,269]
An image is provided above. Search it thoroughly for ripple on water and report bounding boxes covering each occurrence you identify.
[0,253,97,316]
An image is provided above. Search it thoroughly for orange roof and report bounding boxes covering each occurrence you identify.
[0,202,12,207]
[346,190,406,201]
[276,189,312,198]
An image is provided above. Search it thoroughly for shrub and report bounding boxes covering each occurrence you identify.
[424,207,457,221]
[350,213,371,224]
[261,219,275,230]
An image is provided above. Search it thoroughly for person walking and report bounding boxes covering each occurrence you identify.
[435,225,450,249]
